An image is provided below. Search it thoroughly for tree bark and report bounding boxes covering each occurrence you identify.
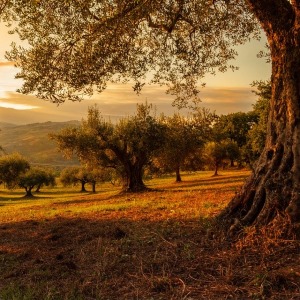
[220,0,300,230]
[213,160,219,177]
[122,162,147,192]
[35,184,42,192]
[92,181,96,193]
[24,187,34,198]
[175,165,182,182]
[81,181,87,192]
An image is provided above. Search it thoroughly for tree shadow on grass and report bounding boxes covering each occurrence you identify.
[0,190,110,204]
[147,173,250,189]
[0,216,299,300]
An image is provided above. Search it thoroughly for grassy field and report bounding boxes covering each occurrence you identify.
[0,170,299,299]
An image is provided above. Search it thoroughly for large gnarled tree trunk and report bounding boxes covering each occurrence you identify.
[122,160,147,192]
[220,0,300,229]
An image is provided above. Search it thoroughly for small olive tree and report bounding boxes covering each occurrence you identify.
[18,167,56,197]
[0,153,30,189]
[60,166,90,192]
[204,140,239,176]
[59,166,111,192]
[155,109,215,182]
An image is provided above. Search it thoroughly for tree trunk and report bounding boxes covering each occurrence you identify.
[81,181,87,192]
[122,162,147,192]
[24,187,34,198]
[35,184,42,192]
[92,181,96,193]
[220,3,300,230]
[213,160,219,177]
[175,165,182,182]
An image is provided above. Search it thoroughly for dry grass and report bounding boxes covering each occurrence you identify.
[0,170,299,299]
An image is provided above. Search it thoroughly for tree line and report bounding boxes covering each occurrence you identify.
[0,81,269,196]
[52,81,269,192]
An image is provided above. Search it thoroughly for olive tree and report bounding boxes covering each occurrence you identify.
[18,167,56,197]
[60,165,112,193]
[156,109,214,182]
[5,0,300,229]
[60,166,91,192]
[52,103,166,192]
[204,140,239,176]
[213,112,258,166]
[87,167,112,193]
[0,153,30,189]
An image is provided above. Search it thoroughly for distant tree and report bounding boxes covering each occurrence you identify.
[245,80,271,165]
[60,165,112,193]
[216,112,258,147]
[52,103,166,192]
[204,139,238,176]
[204,114,239,175]
[34,167,56,192]
[86,166,112,193]
[0,153,30,189]
[60,166,90,192]
[18,167,56,197]
[156,109,214,182]
[213,112,258,166]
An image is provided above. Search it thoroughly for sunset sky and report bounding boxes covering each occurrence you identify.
[0,23,271,125]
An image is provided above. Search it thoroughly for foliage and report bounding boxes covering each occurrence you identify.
[60,166,90,192]
[0,153,30,188]
[18,167,56,197]
[60,166,112,193]
[204,140,239,176]
[154,108,215,181]
[214,112,258,148]
[6,0,259,105]
[245,80,271,164]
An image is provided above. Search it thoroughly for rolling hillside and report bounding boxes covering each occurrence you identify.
[0,121,80,168]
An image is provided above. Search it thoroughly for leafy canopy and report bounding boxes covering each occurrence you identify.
[0,153,30,189]
[6,0,259,106]
[18,167,56,193]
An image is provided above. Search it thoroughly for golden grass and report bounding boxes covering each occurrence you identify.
[0,170,246,223]
[0,170,299,299]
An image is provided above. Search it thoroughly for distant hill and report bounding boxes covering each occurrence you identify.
[0,121,81,168]
[0,122,18,129]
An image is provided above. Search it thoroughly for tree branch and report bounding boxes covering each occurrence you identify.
[147,3,184,33]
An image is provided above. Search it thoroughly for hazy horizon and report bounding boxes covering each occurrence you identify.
[0,84,260,125]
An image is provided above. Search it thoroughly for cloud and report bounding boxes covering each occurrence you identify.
[0,101,38,110]
[200,86,255,114]
[0,61,15,67]
[1,85,257,125]
[0,61,15,68]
